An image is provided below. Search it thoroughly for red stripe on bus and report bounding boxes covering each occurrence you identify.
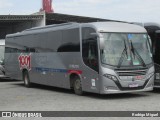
[68,70,82,75]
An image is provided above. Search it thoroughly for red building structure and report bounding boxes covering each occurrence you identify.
[40,0,54,13]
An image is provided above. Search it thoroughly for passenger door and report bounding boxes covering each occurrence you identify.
[82,27,99,93]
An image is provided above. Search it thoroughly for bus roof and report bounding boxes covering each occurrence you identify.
[87,22,147,33]
[156,30,160,33]
[144,22,160,28]
[6,22,79,38]
[6,22,147,38]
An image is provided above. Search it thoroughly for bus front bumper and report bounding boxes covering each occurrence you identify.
[99,75,154,94]
[100,86,153,94]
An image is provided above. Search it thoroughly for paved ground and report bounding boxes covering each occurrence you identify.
[0,79,160,120]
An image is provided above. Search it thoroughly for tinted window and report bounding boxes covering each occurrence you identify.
[46,31,62,52]
[58,28,80,52]
[5,31,62,53]
[5,29,80,53]
[5,37,28,53]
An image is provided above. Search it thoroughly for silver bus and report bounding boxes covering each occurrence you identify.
[5,22,154,95]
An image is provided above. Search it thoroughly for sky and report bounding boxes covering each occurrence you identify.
[0,0,159,24]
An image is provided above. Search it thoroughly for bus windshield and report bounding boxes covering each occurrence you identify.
[0,45,5,65]
[101,33,152,67]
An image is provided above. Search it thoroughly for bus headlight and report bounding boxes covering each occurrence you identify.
[104,74,118,81]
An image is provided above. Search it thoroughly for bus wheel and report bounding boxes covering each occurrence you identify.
[73,77,83,95]
[23,71,31,88]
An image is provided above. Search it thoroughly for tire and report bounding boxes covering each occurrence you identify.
[73,77,83,95]
[23,71,32,88]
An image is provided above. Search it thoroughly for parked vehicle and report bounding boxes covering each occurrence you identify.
[144,23,160,87]
[5,22,154,95]
[0,40,5,78]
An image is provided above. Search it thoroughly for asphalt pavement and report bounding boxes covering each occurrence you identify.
[0,78,160,120]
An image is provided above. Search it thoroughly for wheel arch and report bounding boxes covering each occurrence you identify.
[69,73,81,89]
[22,69,29,79]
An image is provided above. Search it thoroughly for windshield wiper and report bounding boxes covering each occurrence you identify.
[130,41,136,59]
[117,40,128,68]
[130,40,146,67]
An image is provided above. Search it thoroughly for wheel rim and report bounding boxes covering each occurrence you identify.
[24,75,28,85]
[75,80,81,90]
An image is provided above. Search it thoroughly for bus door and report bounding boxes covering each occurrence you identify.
[82,27,99,93]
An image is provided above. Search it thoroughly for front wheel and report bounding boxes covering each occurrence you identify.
[23,71,32,88]
[73,77,83,95]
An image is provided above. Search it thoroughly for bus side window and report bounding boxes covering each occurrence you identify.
[82,28,99,72]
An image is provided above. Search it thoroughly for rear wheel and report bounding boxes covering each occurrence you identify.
[23,71,32,88]
[73,77,83,95]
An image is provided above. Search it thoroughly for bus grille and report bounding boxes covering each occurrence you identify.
[115,68,147,76]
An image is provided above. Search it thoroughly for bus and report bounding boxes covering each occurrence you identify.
[0,40,5,78]
[144,23,160,87]
[5,22,154,95]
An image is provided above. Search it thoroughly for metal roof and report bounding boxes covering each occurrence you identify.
[0,12,125,24]
[0,12,127,39]
[0,14,44,39]
[0,15,43,22]
[46,13,123,23]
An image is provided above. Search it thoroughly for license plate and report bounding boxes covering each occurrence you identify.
[129,83,139,88]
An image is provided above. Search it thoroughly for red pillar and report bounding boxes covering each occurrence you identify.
[41,0,54,13]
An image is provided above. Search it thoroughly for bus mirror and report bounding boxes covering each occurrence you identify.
[99,34,105,49]
[90,33,99,37]
[90,33,105,49]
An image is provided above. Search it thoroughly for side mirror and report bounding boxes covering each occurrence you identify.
[99,34,105,49]
[90,33,98,36]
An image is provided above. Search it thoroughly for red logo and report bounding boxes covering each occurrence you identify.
[134,75,144,80]
[18,53,31,71]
